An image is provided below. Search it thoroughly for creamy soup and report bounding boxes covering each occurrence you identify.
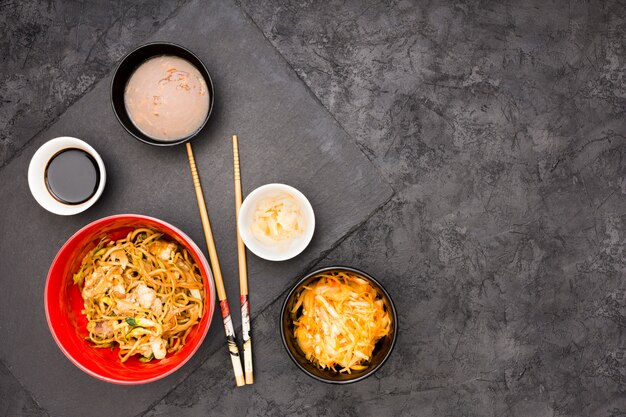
[124,55,210,141]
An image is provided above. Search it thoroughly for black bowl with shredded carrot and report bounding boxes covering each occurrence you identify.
[281,266,397,384]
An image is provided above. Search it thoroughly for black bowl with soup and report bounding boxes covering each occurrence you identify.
[111,42,214,146]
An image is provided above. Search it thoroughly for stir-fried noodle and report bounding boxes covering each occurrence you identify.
[73,228,204,362]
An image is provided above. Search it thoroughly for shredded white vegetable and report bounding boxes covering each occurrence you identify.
[251,193,304,243]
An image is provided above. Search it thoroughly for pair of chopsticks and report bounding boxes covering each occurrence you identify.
[185,136,253,387]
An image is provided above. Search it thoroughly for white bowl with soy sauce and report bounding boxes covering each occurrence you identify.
[28,136,106,215]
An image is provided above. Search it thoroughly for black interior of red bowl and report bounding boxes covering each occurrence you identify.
[110,42,215,147]
[281,266,397,384]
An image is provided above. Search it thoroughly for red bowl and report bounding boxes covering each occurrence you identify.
[45,214,216,384]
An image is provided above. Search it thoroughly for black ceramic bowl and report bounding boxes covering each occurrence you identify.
[281,266,397,384]
[111,42,215,146]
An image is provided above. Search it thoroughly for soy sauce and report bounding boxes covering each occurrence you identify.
[44,148,100,205]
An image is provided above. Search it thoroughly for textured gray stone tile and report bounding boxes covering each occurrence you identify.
[0,0,390,416]
[319,178,626,417]
[238,0,626,186]
[145,284,449,417]
[0,360,48,417]
[148,152,626,416]
[0,0,189,168]
[230,0,626,416]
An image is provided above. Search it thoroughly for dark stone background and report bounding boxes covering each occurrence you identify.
[0,0,189,167]
[2,0,626,416]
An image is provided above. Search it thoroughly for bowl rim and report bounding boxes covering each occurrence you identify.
[280,265,398,384]
[44,213,216,385]
[110,41,215,147]
[238,183,315,262]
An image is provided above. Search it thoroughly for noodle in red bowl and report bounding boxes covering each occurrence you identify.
[45,214,216,385]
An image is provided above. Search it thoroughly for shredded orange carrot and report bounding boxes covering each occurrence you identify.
[292,271,391,373]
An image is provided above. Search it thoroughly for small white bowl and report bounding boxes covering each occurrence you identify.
[239,183,315,261]
[28,136,106,215]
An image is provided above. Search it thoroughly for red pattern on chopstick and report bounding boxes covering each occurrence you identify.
[220,299,230,319]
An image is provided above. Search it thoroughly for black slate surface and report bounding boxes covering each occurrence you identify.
[3,0,626,416]
[0,360,46,417]
[0,1,391,416]
[0,0,191,168]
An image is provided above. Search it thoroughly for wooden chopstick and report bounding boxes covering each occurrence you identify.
[185,142,245,387]
[232,135,253,384]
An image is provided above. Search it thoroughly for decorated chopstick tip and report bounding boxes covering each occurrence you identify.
[221,299,246,387]
[241,294,253,384]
